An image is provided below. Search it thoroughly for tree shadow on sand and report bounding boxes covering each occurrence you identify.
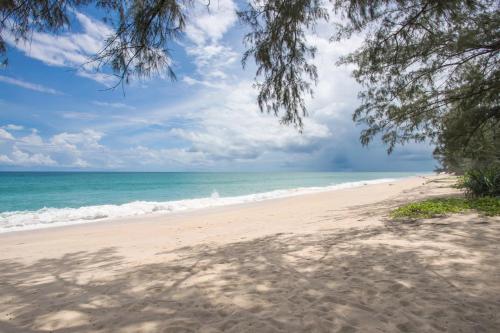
[1,217,499,332]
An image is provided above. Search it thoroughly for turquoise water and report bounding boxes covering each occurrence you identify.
[0,172,419,212]
[0,172,424,232]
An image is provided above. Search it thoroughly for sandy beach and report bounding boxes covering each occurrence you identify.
[1,175,499,332]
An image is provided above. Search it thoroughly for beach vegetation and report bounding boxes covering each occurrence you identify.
[455,167,500,197]
[391,196,500,220]
[433,111,499,174]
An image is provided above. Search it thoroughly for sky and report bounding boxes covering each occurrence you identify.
[0,0,436,172]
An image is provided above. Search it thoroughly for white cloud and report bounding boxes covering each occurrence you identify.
[77,70,116,86]
[73,12,113,44]
[0,128,15,141]
[0,128,105,168]
[1,146,57,166]
[0,155,14,164]
[0,75,63,95]
[167,81,331,162]
[185,0,237,44]
[183,0,239,83]
[91,76,332,169]
[19,130,44,146]
[92,101,136,110]
[12,146,56,166]
[125,146,210,167]
[62,112,98,120]
[181,75,226,88]
[4,12,114,85]
[185,43,238,77]
[3,124,24,131]
[73,158,90,168]
[50,129,103,151]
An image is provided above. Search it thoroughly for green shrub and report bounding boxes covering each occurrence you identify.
[391,197,500,220]
[468,197,500,216]
[456,167,500,197]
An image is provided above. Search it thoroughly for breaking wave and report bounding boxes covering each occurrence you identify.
[0,178,396,233]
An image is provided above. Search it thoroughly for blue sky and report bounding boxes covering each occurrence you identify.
[0,0,436,171]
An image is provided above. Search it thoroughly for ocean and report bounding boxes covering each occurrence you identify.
[0,172,425,233]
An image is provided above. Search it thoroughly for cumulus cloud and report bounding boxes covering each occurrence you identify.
[50,129,103,151]
[12,147,56,166]
[167,81,331,162]
[0,155,13,164]
[73,158,90,168]
[0,128,15,141]
[4,12,114,85]
[18,130,44,146]
[185,0,238,44]
[0,126,104,168]
[183,0,239,83]
[0,75,63,95]
[0,146,56,166]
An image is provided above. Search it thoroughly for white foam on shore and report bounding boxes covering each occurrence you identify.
[0,178,398,233]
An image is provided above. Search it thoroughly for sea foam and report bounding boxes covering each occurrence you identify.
[0,178,396,233]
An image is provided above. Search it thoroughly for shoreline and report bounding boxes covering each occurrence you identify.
[0,174,437,259]
[0,174,429,235]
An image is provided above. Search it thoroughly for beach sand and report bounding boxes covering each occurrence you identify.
[0,175,499,332]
